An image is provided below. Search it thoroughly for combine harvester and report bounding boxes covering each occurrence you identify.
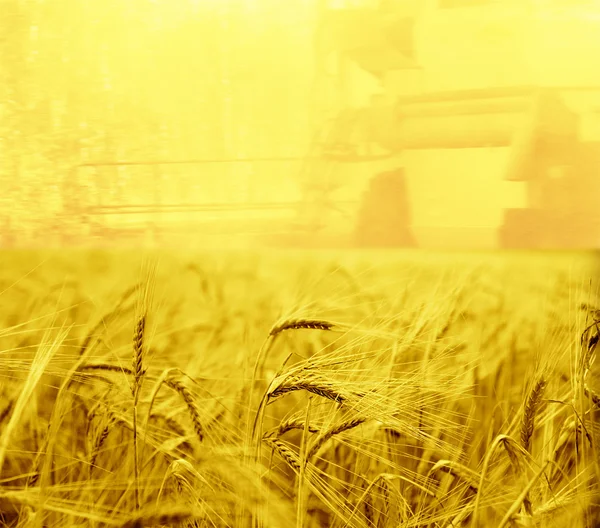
[55,0,600,249]
[296,0,600,249]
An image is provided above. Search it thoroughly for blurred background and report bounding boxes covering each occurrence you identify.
[1,0,599,249]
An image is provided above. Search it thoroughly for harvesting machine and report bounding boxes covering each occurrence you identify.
[14,0,599,249]
[302,0,600,248]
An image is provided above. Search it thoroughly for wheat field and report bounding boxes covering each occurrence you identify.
[0,249,598,527]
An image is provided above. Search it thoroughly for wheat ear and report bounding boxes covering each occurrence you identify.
[521,378,547,453]
[131,313,146,511]
[164,378,204,444]
[307,417,366,460]
[269,318,338,337]
[268,374,357,404]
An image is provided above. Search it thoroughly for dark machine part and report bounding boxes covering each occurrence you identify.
[349,85,599,249]
[500,140,600,248]
[373,86,580,152]
[354,168,417,247]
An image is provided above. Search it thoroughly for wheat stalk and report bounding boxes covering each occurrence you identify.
[0,327,69,476]
[344,473,412,528]
[80,363,134,376]
[521,378,547,453]
[269,319,338,337]
[89,422,111,473]
[264,436,301,472]
[132,315,147,397]
[273,418,321,437]
[429,459,480,493]
[307,417,366,460]
[497,460,550,528]
[164,378,204,444]
[268,375,357,404]
[131,261,155,512]
[472,434,529,527]
[131,313,146,511]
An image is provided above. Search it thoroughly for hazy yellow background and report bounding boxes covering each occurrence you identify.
[1,0,599,249]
